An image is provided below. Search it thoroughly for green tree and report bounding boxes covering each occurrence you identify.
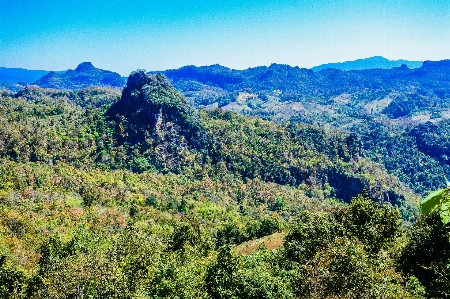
[400,210,450,298]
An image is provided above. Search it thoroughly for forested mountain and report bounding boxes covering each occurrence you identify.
[157,60,449,112]
[0,66,449,298]
[0,63,126,91]
[0,73,416,207]
[151,60,450,195]
[311,56,423,71]
[4,60,450,195]
[33,62,126,89]
[0,67,51,92]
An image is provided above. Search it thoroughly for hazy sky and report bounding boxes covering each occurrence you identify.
[1,0,449,75]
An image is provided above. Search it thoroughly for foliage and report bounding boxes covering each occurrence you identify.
[282,196,415,298]
[400,211,450,298]
[158,61,450,197]
[0,256,27,298]
[342,194,402,253]
[205,246,294,299]
[1,69,448,297]
[420,188,450,225]
[284,194,401,261]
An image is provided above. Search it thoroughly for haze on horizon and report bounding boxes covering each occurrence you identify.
[1,0,449,76]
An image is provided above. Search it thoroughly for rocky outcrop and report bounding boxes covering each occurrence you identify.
[107,70,207,152]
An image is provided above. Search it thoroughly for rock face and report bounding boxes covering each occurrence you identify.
[34,62,125,89]
[75,62,96,72]
[107,70,207,159]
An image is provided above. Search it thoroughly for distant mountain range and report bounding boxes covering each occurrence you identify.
[311,56,423,72]
[2,58,449,125]
[0,67,49,84]
[34,62,126,89]
[0,56,425,89]
[0,62,125,90]
[155,60,450,119]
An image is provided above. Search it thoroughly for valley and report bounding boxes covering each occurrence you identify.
[0,59,449,298]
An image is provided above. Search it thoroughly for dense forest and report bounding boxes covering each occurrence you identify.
[157,60,450,196]
[0,70,449,298]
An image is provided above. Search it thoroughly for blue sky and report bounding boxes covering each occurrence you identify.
[1,0,449,75]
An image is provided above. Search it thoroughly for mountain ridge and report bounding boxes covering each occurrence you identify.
[0,67,50,84]
[155,59,449,111]
[33,62,126,89]
[0,56,429,87]
[311,56,423,71]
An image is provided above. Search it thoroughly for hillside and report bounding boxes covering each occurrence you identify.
[1,71,449,298]
[33,62,126,89]
[158,60,449,113]
[3,60,450,195]
[152,60,450,195]
[1,72,416,207]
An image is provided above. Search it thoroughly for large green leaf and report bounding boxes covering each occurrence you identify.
[440,196,450,225]
[421,189,445,215]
